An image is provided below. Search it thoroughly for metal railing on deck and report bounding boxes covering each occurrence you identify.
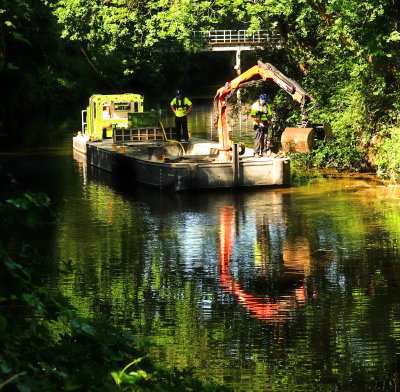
[113,127,176,144]
[193,30,280,44]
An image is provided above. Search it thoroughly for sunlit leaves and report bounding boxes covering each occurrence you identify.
[111,357,147,386]
[375,128,400,181]
[388,31,400,42]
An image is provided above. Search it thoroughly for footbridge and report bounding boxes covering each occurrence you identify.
[193,29,281,72]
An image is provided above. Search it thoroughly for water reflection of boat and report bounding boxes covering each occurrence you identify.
[73,152,306,321]
[73,149,87,183]
[218,205,307,322]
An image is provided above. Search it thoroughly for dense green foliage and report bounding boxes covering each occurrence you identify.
[374,128,400,181]
[0,0,98,124]
[0,169,230,391]
[2,0,400,177]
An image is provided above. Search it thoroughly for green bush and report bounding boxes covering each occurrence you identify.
[288,130,367,174]
[311,131,368,171]
[375,128,400,181]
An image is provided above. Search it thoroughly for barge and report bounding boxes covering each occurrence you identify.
[73,93,291,191]
[86,138,290,192]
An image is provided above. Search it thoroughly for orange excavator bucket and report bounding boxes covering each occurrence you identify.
[281,127,315,153]
[281,123,332,153]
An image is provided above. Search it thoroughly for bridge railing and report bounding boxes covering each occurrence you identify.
[193,29,280,44]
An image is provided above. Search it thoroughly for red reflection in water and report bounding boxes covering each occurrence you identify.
[219,206,306,322]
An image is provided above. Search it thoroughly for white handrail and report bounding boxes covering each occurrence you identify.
[81,110,87,134]
[193,30,280,44]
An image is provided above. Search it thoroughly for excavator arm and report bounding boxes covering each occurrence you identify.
[214,61,327,155]
[215,61,315,107]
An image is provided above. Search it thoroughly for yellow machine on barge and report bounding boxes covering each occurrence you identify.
[73,93,144,153]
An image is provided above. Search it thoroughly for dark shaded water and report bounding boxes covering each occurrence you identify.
[2,107,400,392]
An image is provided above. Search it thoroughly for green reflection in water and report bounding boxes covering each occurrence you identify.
[54,158,400,391]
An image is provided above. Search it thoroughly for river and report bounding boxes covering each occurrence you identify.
[2,101,400,391]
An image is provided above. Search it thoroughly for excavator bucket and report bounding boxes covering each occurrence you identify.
[281,123,332,153]
[281,127,315,153]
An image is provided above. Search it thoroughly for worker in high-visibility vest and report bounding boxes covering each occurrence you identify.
[250,94,273,157]
[170,89,193,142]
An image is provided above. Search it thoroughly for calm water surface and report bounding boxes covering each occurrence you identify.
[2,105,400,392]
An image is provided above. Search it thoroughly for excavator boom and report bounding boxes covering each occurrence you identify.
[215,61,314,108]
[214,61,328,155]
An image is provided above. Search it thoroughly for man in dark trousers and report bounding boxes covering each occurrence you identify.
[170,90,193,142]
[250,94,273,157]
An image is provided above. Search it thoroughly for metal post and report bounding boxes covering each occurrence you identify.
[235,49,241,75]
[232,143,240,187]
[235,49,242,137]
[210,107,213,140]
[235,49,242,107]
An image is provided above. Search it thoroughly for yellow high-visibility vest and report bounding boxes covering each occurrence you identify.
[250,101,272,124]
[171,97,192,118]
